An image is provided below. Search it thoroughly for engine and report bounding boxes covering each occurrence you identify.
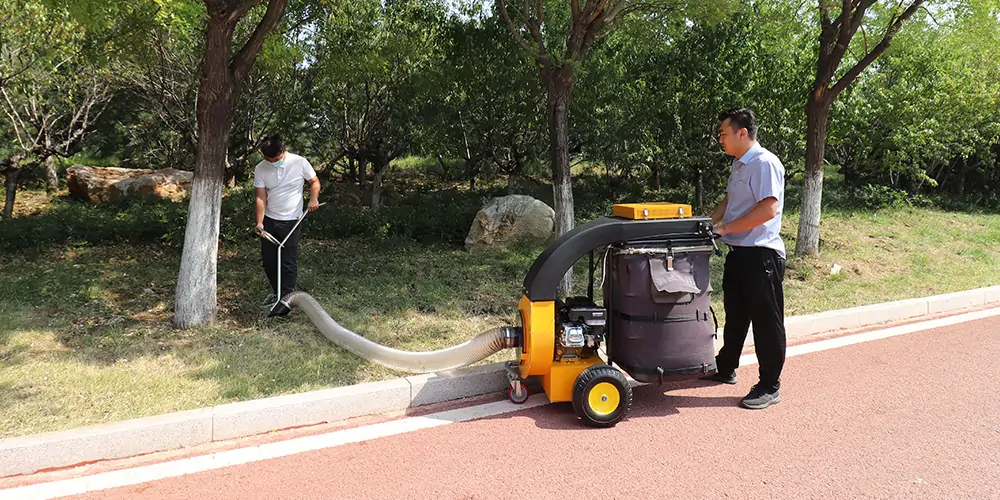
[554,297,607,361]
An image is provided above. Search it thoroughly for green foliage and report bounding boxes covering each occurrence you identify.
[309,189,487,245]
[854,184,928,211]
[0,197,187,254]
[574,0,812,209]
[0,0,135,178]
[416,8,546,186]
[829,1,1000,205]
[4,0,1000,223]
[305,0,448,166]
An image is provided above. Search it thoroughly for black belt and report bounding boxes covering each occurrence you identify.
[726,244,773,252]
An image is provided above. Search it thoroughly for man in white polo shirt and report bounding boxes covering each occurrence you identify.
[253,134,320,316]
[701,108,786,410]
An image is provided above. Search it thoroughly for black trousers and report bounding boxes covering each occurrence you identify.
[261,216,303,299]
[716,245,786,391]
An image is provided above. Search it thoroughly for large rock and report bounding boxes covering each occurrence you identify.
[67,166,194,204]
[465,195,555,252]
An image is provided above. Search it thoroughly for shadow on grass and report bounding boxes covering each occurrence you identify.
[0,381,37,409]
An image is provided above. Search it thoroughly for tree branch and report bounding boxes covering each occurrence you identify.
[860,23,869,54]
[1,87,30,150]
[228,0,262,24]
[837,0,852,43]
[605,0,632,24]
[56,81,112,156]
[497,0,532,52]
[919,4,939,26]
[830,0,923,97]
[587,0,610,24]
[822,0,870,84]
[230,0,288,85]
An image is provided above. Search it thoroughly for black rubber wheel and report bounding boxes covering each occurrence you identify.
[572,364,632,428]
[508,383,530,404]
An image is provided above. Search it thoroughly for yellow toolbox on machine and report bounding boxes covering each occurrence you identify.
[613,202,692,220]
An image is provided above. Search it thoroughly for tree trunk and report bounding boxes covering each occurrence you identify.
[545,67,575,294]
[3,168,19,219]
[796,93,831,257]
[508,151,524,195]
[359,158,367,185]
[460,110,473,188]
[466,158,476,190]
[371,161,384,212]
[174,19,236,329]
[45,156,58,194]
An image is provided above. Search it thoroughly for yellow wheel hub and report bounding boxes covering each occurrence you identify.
[587,382,621,416]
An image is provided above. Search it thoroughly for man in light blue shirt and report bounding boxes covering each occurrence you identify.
[701,108,786,410]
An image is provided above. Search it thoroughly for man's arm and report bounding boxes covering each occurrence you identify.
[711,194,729,226]
[306,176,320,212]
[255,188,267,230]
[716,197,778,236]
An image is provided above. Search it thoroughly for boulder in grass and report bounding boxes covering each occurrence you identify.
[67,166,193,204]
[465,195,555,252]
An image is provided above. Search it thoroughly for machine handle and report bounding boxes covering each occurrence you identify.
[709,232,723,256]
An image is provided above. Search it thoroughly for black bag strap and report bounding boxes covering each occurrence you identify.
[709,306,719,338]
[612,310,707,324]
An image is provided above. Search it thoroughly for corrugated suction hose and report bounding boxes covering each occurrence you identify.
[287,292,521,373]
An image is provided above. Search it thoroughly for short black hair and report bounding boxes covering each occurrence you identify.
[718,108,757,140]
[259,134,286,159]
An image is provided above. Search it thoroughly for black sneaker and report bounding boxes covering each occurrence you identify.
[740,384,781,409]
[261,293,278,306]
[700,371,738,385]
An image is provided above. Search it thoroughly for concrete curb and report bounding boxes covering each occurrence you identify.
[3,285,999,477]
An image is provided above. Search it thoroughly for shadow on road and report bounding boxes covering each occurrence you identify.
[477,378,745,431]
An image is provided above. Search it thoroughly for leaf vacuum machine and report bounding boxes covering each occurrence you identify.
[287,202,721,427]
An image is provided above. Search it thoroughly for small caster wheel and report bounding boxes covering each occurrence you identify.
[572,364,632,427]
[508,381,529,404]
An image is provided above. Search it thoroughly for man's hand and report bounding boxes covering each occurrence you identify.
[307,199,320,212]
[715,197,778,237]
[255,224,264,236]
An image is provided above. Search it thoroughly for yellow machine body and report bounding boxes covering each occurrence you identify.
[517,295,554,378]
[541,357,605,403]
[613,202,692,220]
[517,294,607,403]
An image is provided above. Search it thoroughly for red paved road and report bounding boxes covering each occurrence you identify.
[59,317,1000,499]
